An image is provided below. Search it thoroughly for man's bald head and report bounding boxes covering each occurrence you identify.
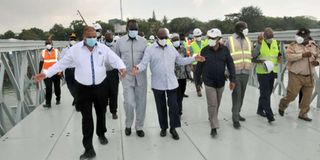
[83,26,97,39]
[157,28,169,39]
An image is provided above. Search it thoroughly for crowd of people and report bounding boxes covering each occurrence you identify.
[34,20,320,160]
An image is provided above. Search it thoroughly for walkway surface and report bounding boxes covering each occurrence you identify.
[1,74,320,160]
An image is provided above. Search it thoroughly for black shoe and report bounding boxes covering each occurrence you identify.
[183,94,189,98]
[43,104,51,108]
[257,112,267,117]
[210,128,217,138]
[112,113,118,120]
[267,116,275,123]
[233,122,241,129]
[197,91,202,97]
[169,128,179,140]
[136,130,145,137]
[56,101,60,105]
[160,129,167,137]
[98,136,108,145]
[80,148,96,160]
[125,128,131,136]
[298,116,312,122]
[72,99,75,106]
[278,109,284,116]
[239,115,246,121]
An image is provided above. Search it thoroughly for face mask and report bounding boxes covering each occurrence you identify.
[196,37,202,41]
[96,32,101,37]
[242,28,249,36]
[128,30,138,38]
[86,38,97,47]
[173,41,180,47]
[105,42,113,47]
[266,39,273,44]
[70,40,76,46]
[295,35,304,44]
[208,39,217,47]
[158,39,167,47]
[46,44,52,50]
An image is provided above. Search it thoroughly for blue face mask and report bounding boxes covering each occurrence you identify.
[86,38,97,47]
[128,30,138,38]
[105,42,113,47]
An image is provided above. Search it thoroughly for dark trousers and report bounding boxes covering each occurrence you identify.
[65,68,76,98]
[177,79,187,115]
[106,69,119,114]
[152,88,181,129]
[44,74,61,105]
[75,79,108,150]
[257,72,275,118]
[232,74,249,122]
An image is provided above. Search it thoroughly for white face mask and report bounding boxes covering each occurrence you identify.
[208,39,217,47]
[70,40,76,46]
[295,35,304,44]
[196,37,202,41]
[158,39,167,46]
[173,41,180,47]
[46,44,52,50]
[128,30,138,38]
[242,28,249,36]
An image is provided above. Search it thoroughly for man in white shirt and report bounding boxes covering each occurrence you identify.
[132,28,205,140]
[34,26,126,160]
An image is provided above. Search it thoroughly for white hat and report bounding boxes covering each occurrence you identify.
[263,60,274,73]
[164,28,170,36]
[171,33,179,39]
[93,23,102,30]
[207,28,222,38]
[193,28,202,36]
[149,35,155,40]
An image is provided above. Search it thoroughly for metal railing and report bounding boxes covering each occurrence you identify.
[0,40,68,136]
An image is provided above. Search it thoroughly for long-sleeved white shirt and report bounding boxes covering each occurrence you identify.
[137,43,195,90]
[45,41,126,86]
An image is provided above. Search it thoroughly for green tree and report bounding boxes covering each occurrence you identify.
[70,20,85,40]
[49,24,66,40]
[239,6,265,32]
[18,27,45,40]
[3,30,16,39]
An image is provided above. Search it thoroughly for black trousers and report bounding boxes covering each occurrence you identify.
[257,72,275,118]
[152,88,181,130]
[75,79,108,150]
[106,69,119,114]
[177,79,187,115]
[65,68,76,98]
[44,74,61,105]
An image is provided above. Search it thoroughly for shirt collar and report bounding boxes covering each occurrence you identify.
[155,42,168,48]
[126,34,137,41]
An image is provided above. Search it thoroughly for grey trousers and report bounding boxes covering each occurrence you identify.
[205,85,224,129]
[232,74,249,122]
[122,81,147,130]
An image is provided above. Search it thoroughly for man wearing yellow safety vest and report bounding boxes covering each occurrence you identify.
[40,40,61,108]
[252,27,280,123]
[191,28,208,97]
[225,21,252,129]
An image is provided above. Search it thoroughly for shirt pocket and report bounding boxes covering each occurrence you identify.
[97,54,105,67]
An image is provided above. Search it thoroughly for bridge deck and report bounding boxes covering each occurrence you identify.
[0,80,320,160]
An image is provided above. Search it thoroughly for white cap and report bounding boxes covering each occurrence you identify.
[113,35,120,42]
[93,23,102,30]
[193,28,202,36]
[207,28,222,38]
[149,35,155,40]
[171,33,179,39]
[263,60,274,73]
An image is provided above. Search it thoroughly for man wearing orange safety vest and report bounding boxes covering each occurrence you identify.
[40,40,61,108]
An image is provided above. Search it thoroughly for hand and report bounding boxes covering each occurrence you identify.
[229,82,236,90]
[311,61,319,66]
[257,32,264,44]
[302,51,312,58]
[33,73,46,82]
[132,65,139,76]
[195,55,206,62]
[119,68,127,79]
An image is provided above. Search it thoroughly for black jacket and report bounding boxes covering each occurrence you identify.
[195,45,236,88]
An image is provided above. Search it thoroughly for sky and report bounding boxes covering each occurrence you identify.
[0,0,319,34]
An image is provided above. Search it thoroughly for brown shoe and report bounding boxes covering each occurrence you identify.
[298,116,312,122]
[197,91,202,97]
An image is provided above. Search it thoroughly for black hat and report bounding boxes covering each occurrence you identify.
[296,28,310,36]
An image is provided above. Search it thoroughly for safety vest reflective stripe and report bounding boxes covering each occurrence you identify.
[229,36,252,65]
